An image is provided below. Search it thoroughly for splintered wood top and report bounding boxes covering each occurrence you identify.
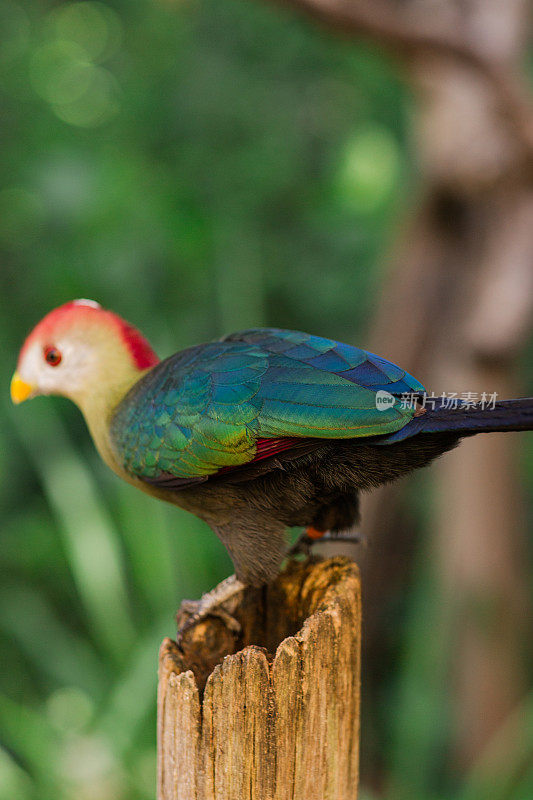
[158,556,361,800]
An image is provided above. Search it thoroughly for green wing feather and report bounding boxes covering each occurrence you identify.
[109,329,426,483]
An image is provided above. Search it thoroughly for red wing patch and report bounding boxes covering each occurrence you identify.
[215,436,307,478]
[253,436,302,461]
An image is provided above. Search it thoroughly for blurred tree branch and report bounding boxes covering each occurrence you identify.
[275,0,533,156]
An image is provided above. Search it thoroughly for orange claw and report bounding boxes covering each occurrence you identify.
[306,526,326,540]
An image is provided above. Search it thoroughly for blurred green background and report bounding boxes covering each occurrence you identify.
[0,1,531,799]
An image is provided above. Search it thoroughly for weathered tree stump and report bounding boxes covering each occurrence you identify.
[158,556,361,800]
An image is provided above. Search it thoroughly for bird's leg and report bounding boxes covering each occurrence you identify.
[176,574,246,645]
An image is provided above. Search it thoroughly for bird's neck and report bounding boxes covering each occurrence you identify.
[76,367,146,480]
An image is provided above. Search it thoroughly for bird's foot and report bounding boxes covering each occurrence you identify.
[176,574,246,646]
[288,533,314,557]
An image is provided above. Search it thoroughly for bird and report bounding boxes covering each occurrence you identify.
[11,300,533,635]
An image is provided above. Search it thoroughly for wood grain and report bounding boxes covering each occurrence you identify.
[157,557,361,800]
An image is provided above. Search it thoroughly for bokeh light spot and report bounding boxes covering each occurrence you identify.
[46,687,95,734]
[39,155,96,219]
[30,40,93,106]
[336,125,401,213]
[48,1,123,63]
[59,735,126,800]
[52,66,120,127]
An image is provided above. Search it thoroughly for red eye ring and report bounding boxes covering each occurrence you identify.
[44,345,62,366]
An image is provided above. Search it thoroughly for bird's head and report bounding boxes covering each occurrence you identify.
[11,300,159,409]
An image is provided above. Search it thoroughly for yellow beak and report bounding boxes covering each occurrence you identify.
[10,372,34,404]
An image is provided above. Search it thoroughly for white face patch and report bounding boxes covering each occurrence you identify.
[18,333,99,399]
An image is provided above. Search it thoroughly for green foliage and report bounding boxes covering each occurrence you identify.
[0,0,531,798]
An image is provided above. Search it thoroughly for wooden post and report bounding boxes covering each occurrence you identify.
[157,556,361,800]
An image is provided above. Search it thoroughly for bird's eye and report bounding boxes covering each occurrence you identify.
[44,346,62,366]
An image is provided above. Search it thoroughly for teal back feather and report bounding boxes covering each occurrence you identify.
[110,328,425,482]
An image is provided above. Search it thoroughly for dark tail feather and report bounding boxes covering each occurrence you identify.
[379,398,533,444]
